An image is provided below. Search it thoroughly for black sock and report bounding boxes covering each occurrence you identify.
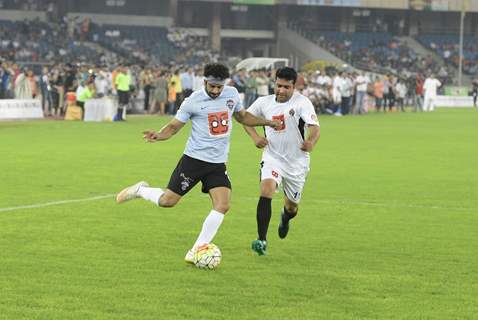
[257,196,272,241]
[282,207,297,223]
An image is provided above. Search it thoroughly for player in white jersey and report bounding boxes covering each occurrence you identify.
[423,74,441,112]
[115,63,280,264]
[244,67,320,256]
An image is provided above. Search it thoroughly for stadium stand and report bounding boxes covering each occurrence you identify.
[0,19,105,65]
[288,21,452,84]
[91,24,175,64]
[417,34,478,75]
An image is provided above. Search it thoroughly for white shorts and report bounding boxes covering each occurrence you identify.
[260,159,308,204]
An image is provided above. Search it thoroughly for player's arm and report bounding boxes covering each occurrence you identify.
[301,124,320,152]
[143,118,186,142]
[243,125,268,149]
[233,109,280,129]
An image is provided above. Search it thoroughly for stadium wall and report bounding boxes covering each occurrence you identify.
[67,13,173,27]
[0,10,46,21]
[0,100,44,120]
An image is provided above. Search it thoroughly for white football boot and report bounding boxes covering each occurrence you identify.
[184,249,195,265]
[116,181,149,204]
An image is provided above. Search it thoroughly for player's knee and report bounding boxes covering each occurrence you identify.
[285,203,298,214]
[214,202,230,214]
[159,194,179,208]
[260,187,275,198]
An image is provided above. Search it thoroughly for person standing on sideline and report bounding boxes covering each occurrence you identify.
[180,67,194,98]
[150,70,168,115]
[354,72,369,114]
[373,76,384,112]
[242,67,320,256]
[395,79,407,112]
[116,63,281,264]
[415,74,424,112]
[340,72,353,115]
[115,65,131,121]
[423,74,441,112]
[471,78,478,107]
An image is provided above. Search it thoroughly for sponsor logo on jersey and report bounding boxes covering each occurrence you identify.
[208,111,229,136]
[311,114,317,121]
[272,170,279,178]
[272,114,285,131]
[289,108,295,116]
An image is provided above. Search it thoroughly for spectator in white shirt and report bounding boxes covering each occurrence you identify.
[354,72,370,114]
[423,74,441,112]
[340,72,354,115]
[395,79,407,112]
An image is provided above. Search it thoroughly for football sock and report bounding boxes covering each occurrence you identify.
[192,210,225,249]
[283,206,297,222]
[257,196,272,241]
[138,186,164,205]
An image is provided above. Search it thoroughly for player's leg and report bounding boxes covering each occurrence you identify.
[251,178,276,256]
[191,186,230,247]
[278,195,299,239]
[116,155,197,207]
[116,181,183,206]
[278,173,306,239]
[423,95,429,112]
[185,163,231,264]
[251,162,282,255]
[257,179,276,240]
[429,96,435,111]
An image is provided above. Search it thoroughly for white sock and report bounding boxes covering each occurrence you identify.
[192,210,225,249]
[138,186,164,205]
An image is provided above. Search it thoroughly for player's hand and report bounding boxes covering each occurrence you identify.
[300,141,314,152]
[268,119,282,129]
[143,130,160,142]
[253,137,268,149]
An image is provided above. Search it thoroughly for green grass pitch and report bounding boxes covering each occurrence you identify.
[0,108,477,319]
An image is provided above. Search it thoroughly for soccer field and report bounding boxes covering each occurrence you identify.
[1,109,477,319]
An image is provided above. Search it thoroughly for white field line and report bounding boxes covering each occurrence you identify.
[0,194,115,213]
[0,194,475,213]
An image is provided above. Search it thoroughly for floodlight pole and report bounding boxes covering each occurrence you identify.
[458,0,465,86]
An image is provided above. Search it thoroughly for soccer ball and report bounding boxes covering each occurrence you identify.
[193,243,222,270]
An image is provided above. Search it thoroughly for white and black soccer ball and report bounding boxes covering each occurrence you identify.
[193,243,222,270]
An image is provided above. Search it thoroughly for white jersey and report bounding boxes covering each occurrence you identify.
[423,78,441,97]
[247,92,320,173]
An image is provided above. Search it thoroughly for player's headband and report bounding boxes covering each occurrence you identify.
[205,76,226,85]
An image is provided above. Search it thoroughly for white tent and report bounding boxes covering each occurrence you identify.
[235,57,289,71]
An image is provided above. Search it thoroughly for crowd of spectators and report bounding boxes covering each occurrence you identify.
[0,15,474,120]
[0,60,219,118]
[293,69,429,115]
[1,56,440,121]
[418,34,478,75]
[0,15,219,70]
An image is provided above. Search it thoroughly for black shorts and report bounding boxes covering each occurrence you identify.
[118,90,130,106]
[167,154,231,196]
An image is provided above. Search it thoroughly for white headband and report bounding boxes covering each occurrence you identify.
[205,76,226,85]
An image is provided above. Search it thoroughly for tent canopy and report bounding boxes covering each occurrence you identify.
[235,57,289,72]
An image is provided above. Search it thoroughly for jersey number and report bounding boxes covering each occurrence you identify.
[208,111,229,136]
[272,114,285,131]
